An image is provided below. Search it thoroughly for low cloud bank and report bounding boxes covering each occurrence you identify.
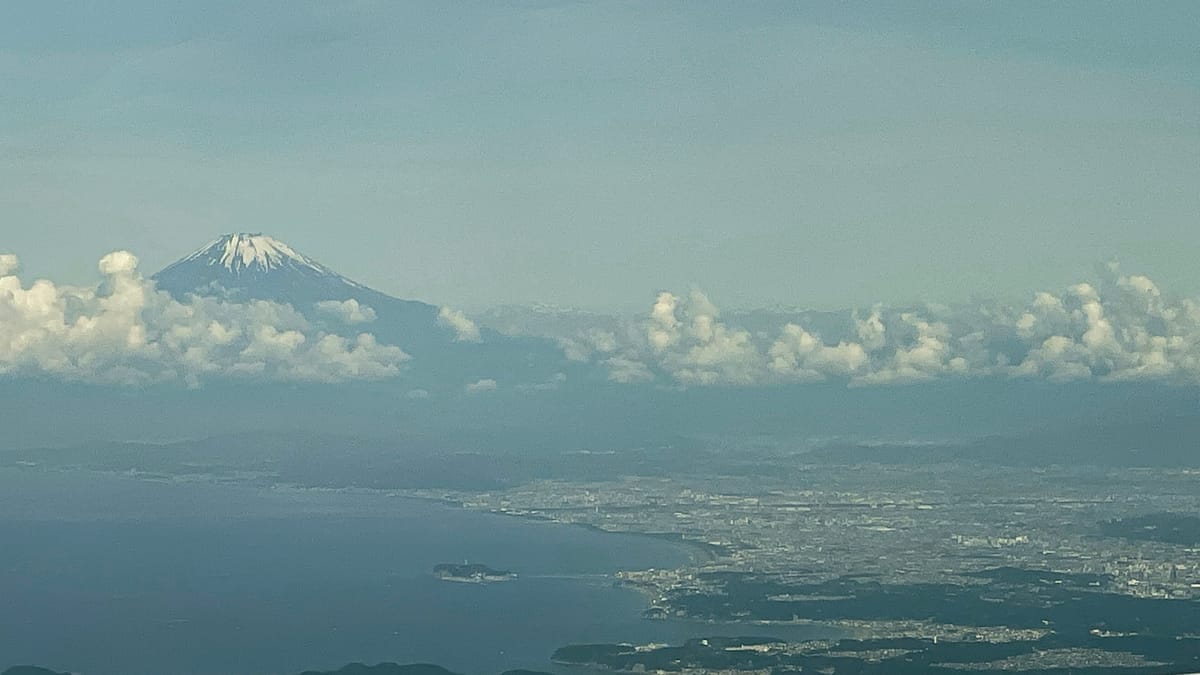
[7,250,1196,390]
[0,252,408,386]
[560,264,1200,387]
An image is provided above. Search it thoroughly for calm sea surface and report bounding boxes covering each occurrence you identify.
[0,468,839,675]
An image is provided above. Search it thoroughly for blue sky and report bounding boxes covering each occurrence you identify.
[2,1,1197,311]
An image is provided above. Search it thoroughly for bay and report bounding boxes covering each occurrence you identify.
[0,468,838,675]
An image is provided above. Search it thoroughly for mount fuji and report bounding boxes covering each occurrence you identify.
[152,233,568,388]
[155,233,430,312]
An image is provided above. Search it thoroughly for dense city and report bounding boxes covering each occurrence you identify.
[406,459,1200,672]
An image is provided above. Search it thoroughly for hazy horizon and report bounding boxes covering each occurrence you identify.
[3,1,1197,312]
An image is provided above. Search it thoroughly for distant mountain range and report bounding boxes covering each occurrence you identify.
[806,409,1200,468]
[152,233,570,390]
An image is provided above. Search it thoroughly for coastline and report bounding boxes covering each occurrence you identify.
[0,467,735,675]
[395,492,722,566]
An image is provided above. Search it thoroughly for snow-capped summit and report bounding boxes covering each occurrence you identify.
[153,232,377,301]
[165,233,356,280]
[212,233,315,272]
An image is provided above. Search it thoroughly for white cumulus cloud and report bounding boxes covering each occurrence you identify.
[769,323,869,381]
[438,306,482,342]
[645,290,766,386]
[0,254,19,276]
[315,298,377,324]
[0,251,409,386]
[554,264,1200,388]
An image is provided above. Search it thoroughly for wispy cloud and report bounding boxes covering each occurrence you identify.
[437,306,482,342]
[465,378,497,394]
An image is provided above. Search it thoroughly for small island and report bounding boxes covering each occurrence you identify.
[433,563,516,583]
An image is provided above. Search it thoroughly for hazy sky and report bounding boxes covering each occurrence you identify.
[2,1,1197,311]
